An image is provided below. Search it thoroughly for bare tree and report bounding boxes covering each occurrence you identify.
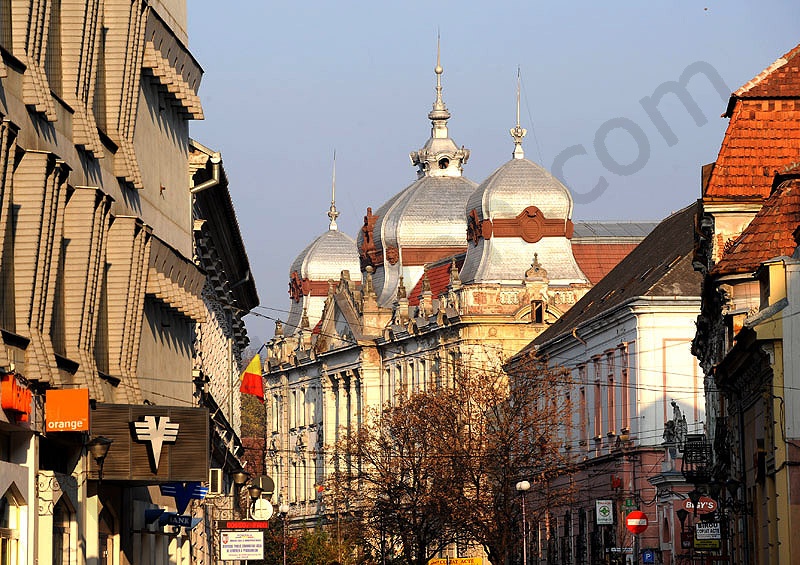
[332,351,574,565]
[333,392,461,565]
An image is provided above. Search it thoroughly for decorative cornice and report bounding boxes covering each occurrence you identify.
[467,206,574,245]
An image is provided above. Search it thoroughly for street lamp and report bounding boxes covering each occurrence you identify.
[516,480,531,565]
[279,502,290,565]
[247,485,263,518]
[86,436,113,482]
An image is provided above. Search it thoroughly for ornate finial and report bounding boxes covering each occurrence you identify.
[364,265,375,295]
[422,273,431,293]
[327,149,339,230]
[301,306,310,329]
[510,66,527,159]
[409,35,469,178]
[525,253,548,281]
[275,320,284,336]
[429,33,451,126]
[397,276,407,299]
[449,257,461,285]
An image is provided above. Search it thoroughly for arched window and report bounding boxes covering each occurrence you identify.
[53,498,73,565]
[0,490,20,565]
[98,506,117,565]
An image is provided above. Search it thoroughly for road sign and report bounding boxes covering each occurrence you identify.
[596,499,614,525]
[642,549,655,563]
[625,510,648,534]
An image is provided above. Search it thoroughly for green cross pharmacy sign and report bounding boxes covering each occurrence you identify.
[596,499,614,525]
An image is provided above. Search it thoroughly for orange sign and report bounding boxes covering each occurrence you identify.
[1,374,32,421]
[46,388,90,431]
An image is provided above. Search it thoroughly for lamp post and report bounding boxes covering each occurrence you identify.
[516,480,531,565]
[279,502,290,565]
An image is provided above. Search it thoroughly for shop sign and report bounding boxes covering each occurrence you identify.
[693,538,721,550]
[596,499,614,525]
[1,373,31,421]
[220,530,264,561]
[428,559,482,565]
[681,496,718,513]
[45,389,89,431]
[216,520,270,530]
[90,403,209,482]
[695,522,721,540]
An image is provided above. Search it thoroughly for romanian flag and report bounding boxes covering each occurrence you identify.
[239,354,264,403]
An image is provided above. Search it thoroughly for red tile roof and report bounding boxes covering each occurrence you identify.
[408,254,465,306]
[704,43,800,201]
[734,43,800,99]
[572,243,639,284]
[712,179,800,275]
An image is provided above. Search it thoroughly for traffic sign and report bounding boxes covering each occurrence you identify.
[625,510,648,534]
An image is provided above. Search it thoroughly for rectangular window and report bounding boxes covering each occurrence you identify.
[532,300,544,323]
[619,343,630,430]
[44,0,63,98]
[0,0,11,49]
[606,351,615,434]
[592,357,602,441]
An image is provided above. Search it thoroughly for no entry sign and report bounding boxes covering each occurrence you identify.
[625,510,648,534]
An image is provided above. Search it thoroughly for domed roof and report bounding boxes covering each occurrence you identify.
[285,173,361,335]
[466,158,573,221]
[357,49,476,306]
[290,228,360,283]
[460,103,587,286]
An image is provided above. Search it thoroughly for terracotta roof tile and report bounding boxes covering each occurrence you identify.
[408,254,465,307]
[705,42,800,201]
[712,179,800,275]
[735,43,800,98]
[572,243,639,284]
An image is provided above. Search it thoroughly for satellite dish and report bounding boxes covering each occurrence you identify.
[251,499,274,520]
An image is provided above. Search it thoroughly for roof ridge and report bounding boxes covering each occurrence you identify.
[734,42,800,97]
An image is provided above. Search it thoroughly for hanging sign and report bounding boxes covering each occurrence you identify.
[45,388,89,431]
[596,499,614,525]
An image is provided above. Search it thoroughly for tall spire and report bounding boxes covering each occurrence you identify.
[409,35,470,179]
[510,66,527,159]
[327,149,339,230]
[429,33,451,128]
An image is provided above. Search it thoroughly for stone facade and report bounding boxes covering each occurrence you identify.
[0,2,256,565]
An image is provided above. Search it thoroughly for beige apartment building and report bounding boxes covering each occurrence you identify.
[0,1,257,564]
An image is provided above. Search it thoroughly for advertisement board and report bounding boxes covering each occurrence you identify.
[695,522,721,540]
[220,530,264,561]
[45,388,89,431]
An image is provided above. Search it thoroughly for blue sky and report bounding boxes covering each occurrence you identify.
[187,0,800,344]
